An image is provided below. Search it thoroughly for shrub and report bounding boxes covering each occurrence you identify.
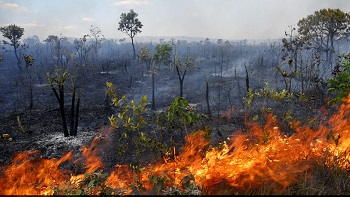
[327,53,350,104]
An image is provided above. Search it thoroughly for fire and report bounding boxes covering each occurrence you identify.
[106,94,350,194]
[0,150,73,195]
[0,136,105,195]
[0,95,349,195]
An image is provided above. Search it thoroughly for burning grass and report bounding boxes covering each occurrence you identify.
[0,95,350,195]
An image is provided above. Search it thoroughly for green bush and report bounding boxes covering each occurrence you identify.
[327,54,350,104]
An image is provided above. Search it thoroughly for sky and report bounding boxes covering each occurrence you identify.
[1,0,350,42]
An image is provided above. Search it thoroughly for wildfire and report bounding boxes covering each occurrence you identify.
[0,150,73,195]
[0,95,349,195]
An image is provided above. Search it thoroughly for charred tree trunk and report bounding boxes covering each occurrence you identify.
[179,79,184,97]
[206,81,211,117]
[217,81,221,117]
[73,93,80,136]
[50,83,69,137]
[131,37,136,60]
[176,65,187,98]
[245,64,250,93]
[13,37,22,72]
[124,59,128,73]
[105,93,110,109]
[70,84,76,136]
[152,72,156,110]
[59,85,69,137]
[129,75,133,88]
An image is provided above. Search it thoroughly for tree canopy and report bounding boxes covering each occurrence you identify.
[118,9,143,59]
[0,24,24,70]
[297,8,350,67]
[154,44,173,65]
[0,24,24,47]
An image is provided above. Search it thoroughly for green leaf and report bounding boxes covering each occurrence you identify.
[88,180,96,188]
[75,189,84,195]
[122,132,127,139]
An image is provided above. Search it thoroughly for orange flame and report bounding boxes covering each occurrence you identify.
[106,95,350,194]
[0,95,349,195]
[0,134,107,195]
[0,150,73,195]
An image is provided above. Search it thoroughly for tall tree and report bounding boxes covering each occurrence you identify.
[172,42,194,98]
[297,8,350,69]
[138,47,154,109]
[23,35,40,47]
[154,43,172,67]
[153,44,172,109]
[89,25,105,66]
[47,69,69,137]
[73,35,89,66]
[47,66,81,137]
[280,25,306,92]
[139,44,172,110]
[44,35,69,68]
[118,9,143,59]
[0,24,24,71]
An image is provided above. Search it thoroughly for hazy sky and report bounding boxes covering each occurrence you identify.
[1,0,350,41]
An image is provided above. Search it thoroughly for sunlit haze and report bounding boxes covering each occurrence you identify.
[1,0,350,41]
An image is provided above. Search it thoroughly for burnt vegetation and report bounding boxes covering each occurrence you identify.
[0,8,350,195]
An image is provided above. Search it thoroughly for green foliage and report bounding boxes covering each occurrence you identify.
[106,84,203,157]
[327,55,350,104]
[243,88,254,109]
[297,8,350,43]
[200,125,212,141]
[47,69,68,86]
[282,110,293,123]
[1,24,25,69]
[252,114,259,121]
[118,9,143,58]
[118,9,143,38]
[107,81,148,131]
[168,97,199,129]
[0,24,24,47]
[138,46,152,65]
[243,82,293,109]
[156,98,202,137]
[23,54,35,67]
[134,131,171,156]
[140,44,173,110]
[255,82,293,99]
[242,82,295,129]
[154,44,173,65]
[13,115,25,133]
[174,54,195,72]
[106,81,170,157]
[166,97,200,143]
